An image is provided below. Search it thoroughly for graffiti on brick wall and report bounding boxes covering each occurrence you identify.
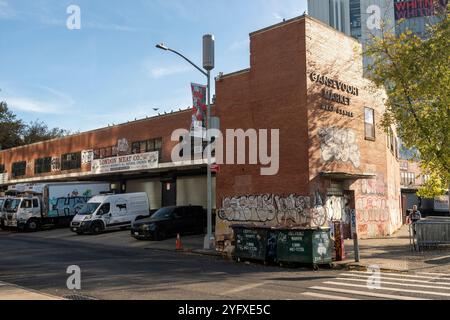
[356,174,390,236]
[318,127,360,168]
[218,192,328,227]
[360,174,386,196]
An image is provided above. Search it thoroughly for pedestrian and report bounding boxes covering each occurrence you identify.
[410,205,422,223]
[409,205,422,237]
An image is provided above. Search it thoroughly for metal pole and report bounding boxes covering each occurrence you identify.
[205,70,213,250]
[351,209,360,262]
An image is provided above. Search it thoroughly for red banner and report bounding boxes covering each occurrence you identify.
[191,83,207,130]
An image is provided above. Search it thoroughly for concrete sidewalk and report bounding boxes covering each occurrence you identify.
[0,281,62,300]
[337,225,450,273]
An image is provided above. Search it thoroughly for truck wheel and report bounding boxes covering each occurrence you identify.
[91,222,102,235]
[26,219,40,232]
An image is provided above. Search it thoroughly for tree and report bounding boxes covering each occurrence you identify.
[366,6,450,198]
[22,120,69,145]
[0,102,24,150]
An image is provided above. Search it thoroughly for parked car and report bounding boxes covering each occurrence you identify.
[71,192,150,235]
[131,206,207,241]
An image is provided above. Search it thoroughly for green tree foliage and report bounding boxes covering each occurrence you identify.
[366,6,450,198]
[22,120,69,145]
[0,101,69,150]
[0,102,24,150]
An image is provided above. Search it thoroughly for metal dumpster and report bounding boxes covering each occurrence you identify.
[276,228,332,268]
[232,225,278,264]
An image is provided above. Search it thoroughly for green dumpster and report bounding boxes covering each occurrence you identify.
[232,225,278,263]
[276,228,332,268]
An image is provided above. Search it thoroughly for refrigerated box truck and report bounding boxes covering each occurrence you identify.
[0,182,110,231]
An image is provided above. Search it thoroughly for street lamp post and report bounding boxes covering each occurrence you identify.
[156,35,215,250]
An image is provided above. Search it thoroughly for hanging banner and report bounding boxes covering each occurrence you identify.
[191,83,207,131]
[91,151,159,175]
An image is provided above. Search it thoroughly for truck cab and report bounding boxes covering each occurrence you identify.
[2,196,42,231]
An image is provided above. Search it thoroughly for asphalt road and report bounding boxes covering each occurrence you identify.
[0,228,449,300]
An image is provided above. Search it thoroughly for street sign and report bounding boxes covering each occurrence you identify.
[211,164,220,173]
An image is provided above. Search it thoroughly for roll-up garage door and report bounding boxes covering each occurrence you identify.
[126,179,162,210]
[176,176,216,209]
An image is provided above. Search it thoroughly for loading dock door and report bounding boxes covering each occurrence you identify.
[176,176,216,208]
[126,179,162,210]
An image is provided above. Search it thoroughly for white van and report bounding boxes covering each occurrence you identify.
[70,193,150,235]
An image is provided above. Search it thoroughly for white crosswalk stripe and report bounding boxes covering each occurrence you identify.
[303,271,450,300]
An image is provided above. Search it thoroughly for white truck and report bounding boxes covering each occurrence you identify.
[70,193,150,235]
[0,182,110,231]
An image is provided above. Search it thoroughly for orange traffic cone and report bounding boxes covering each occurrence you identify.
[176,233,183,250]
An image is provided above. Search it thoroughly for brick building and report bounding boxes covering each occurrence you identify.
[0,15,403,245]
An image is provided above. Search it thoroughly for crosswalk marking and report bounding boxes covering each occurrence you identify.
[309,286,429,300]
[417,272,450,277]
[323,281,450,297]
[349,270,449,280]
[335,277,450,291]
[302,292,359,300]
[304,271,450,300]
[340,273,450,286]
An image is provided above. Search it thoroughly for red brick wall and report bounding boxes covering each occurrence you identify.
[215,18,310,200]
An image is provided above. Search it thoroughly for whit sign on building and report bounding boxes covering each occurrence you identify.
[91,151,159,175]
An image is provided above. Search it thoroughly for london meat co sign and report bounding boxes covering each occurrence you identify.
[91,151,159,175]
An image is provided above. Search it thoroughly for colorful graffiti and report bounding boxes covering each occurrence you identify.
[318,127,360,168]
[218,193,328,227]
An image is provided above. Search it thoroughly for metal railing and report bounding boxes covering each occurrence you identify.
[410,217,450,251]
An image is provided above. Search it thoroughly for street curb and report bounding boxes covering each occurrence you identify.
[0,281,65,300]
[336,262,410,274]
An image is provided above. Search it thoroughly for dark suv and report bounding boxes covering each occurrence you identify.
[131,206,206,241]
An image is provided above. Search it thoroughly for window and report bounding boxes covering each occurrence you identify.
[97,203,110,215]
[32,199,39,208]
[401,172,416,185]
[422,174,430,184]
[364,107,375,140]
[21,199,32,209]
[34,157,52,174]
[61,152,81,171]
[12,161,27,177]
[0,164,5,173]
[132,138,163,159]
[93,147,116,160]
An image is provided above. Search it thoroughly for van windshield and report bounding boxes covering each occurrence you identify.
[77,203,101,215]
[5,199,21,213]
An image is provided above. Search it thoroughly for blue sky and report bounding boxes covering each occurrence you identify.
[0,0,307,132]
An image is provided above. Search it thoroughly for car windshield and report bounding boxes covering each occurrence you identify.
[150,207,174,219]
[77,203,101,215]
[5,199,21,213]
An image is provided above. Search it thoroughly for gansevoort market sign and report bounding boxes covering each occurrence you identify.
[91,151,159,175]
